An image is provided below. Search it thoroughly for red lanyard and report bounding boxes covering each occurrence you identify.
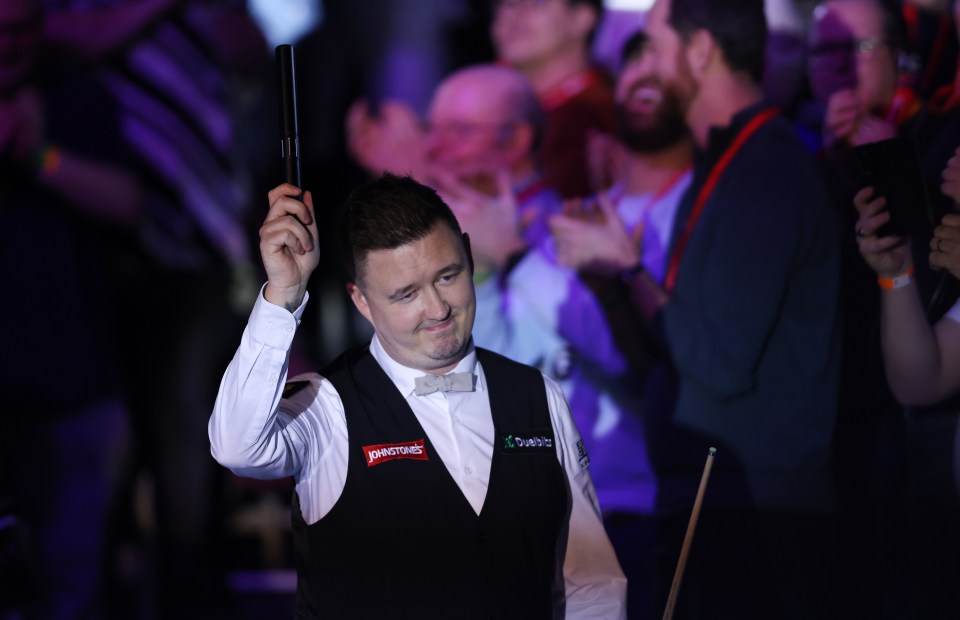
[929,71,960,114]
[516,177,549,204]
[663,108,778,293]
[883,86,921,128]
[539,69,602,112]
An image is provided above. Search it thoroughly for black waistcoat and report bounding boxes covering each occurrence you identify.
[292,346,569,619]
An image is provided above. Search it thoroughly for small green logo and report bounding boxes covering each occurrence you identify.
[502,435,516,449]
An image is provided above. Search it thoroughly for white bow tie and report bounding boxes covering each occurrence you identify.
[413,372,475,396]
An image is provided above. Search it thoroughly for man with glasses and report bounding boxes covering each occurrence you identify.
[348,63,564,255]
[811,2,960,618]
[809,0,916,148]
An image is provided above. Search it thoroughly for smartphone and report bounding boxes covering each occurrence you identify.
[851,136,932,237]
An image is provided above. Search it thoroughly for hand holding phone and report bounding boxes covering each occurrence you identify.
[852,136,932,237]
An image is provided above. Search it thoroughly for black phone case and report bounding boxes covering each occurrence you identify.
[851,136,932,237]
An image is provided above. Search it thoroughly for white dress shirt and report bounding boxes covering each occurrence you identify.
[209,289,627,619]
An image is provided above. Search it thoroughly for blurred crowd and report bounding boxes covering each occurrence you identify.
[3,0,960,618]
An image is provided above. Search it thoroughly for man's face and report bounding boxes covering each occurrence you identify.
[348,222,476,374]
[423,74,516,188]
[0,0,40,95]
[615,40,689,153]
[492,0,589,69]
[643,0,698,124]
[808,1,897,113]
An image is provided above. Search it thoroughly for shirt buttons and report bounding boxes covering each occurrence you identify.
[464,466,473,476]
[453,415,461,423]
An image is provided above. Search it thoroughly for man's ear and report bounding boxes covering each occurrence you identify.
[686,28,716,78]
[347,281,373,324]
[502,122,535,165]
[462,232,476,275]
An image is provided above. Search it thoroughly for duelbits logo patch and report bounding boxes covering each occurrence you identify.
[500,430,555,455]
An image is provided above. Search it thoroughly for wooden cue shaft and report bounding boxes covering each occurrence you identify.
[661,447,717,620]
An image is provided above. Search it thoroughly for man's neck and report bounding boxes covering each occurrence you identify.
[518,46,591,96]
[622,138,696,195]
[687,74,764,149]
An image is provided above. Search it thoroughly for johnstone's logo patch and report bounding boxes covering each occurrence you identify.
[363,439,429,467]
[500,430,555,455]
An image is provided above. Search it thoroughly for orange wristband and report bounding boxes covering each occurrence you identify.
[34,144,63,176]
[878,264,915,290]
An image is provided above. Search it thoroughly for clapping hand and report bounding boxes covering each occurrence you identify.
[346,98,425,178]
[549,192,641,277]
[428,167,526,273]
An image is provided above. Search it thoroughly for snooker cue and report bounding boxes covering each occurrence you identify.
[661,447,716,620]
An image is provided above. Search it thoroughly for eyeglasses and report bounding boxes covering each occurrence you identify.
[423,120,517,142]
[809,37,890,59]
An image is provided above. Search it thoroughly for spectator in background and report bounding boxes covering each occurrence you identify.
[807,2,919,613]
[812,0,919,150]
[0,0,139,616]
[853,149,960,619]
[348,63,564,252]
[542,29,695,619]
[554,0,843,617]
[348,0,614,201]
[492,0,615,197]
[38,1,268,615]
[810,4,960,612]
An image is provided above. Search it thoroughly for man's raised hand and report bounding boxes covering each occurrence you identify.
[261,184,320,311]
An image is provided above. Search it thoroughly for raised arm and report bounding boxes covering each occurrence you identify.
[854,185,960,404]
[260,184,321,311]
[209,184,324,478]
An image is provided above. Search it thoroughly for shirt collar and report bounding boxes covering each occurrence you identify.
[368,334,483,398]
[704,99,773,162]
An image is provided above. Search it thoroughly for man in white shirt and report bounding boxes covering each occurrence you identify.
[208,174,626,618]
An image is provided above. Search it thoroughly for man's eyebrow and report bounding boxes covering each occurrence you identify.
[388,284,416,300]
[386,261,465,300]
[437,261,465,276]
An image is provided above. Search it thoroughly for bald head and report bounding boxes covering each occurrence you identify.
[432,65,543,141]
[425,64,543,182]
